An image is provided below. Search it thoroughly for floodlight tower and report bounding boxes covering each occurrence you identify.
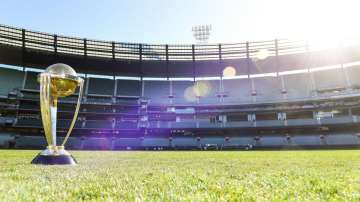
[192,25,212,44]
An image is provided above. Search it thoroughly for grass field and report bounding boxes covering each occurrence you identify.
[0,150,360,201]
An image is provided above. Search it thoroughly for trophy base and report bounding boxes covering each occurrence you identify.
[31,146,77,165]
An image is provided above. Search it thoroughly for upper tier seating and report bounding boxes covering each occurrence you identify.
[144,80,170,104]
[222,78,252,103]
[253,76,283,102]
[313,68,347,91]
[346,65,360,88]
[88,77,115,95]
[0,68,24,95]
[117,79,141,96]
[24,71,39,90]
[1,55,360,106]
[198,80,220,104]
[282,73,312,100]
[172,81,196,104]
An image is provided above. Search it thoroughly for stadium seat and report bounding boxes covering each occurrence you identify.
[82,138,112,150]
[290,135,321,146]
[171,137,198,148]
[86,120,113,129]
[199,137,225,145]
[325,134,359,145]
[142,138,170,147]
[15,136,46,149]
[0,133,15,147]
[258,136,286,146]
[112,138,141,149]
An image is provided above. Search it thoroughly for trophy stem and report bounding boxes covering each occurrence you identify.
[50,98,58,147]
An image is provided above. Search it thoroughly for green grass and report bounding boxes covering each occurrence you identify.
[0,150,360,201]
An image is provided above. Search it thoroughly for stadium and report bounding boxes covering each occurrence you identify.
[1,1,360,200]
[1,24,360,150]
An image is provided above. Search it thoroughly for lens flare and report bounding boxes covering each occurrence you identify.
[256,49,269,60]
[193,80,211,97]
[184,86,197,102]
[223,66,237,77]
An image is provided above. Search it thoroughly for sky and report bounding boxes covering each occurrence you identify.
[1,0,360,44]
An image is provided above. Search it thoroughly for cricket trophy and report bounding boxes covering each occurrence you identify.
[31,63,84,165]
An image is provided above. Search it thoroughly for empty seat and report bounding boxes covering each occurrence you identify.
[86,120,112,129]
[0,133,15,147]
[227,137,254,146]
[112,138,141,148]
[199,137,224,145]
[325,134,359,145]
[172,137,198,147]
[258,136,286,146]
[63,137,82,149]
[142,138,170,147]
[58,119,83,129]
[291,135,320,146]
[15,136,46,148]
[82,138,112,150]
[16,118,42,127]
[115,121,138,129]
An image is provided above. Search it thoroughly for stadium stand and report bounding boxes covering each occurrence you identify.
[253,76,282,102]
[24,71,40,90]
[88,77,115,95]
[222,78,252,103]
[282,73,312,100]
[116,79,141,96]
[0,24,360,150]
[144,80,170,104]
[0,67,24,95]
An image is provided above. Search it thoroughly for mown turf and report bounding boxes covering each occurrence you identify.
[0,150,360,201]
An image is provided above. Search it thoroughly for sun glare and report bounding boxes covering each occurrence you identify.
[223,66,237,77]
[246,0,360,50]
[256,49,269,60]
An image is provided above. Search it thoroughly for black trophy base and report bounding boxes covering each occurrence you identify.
[31,154,77,165]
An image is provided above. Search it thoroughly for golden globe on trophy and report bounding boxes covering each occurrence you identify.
[31,63,84,165]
